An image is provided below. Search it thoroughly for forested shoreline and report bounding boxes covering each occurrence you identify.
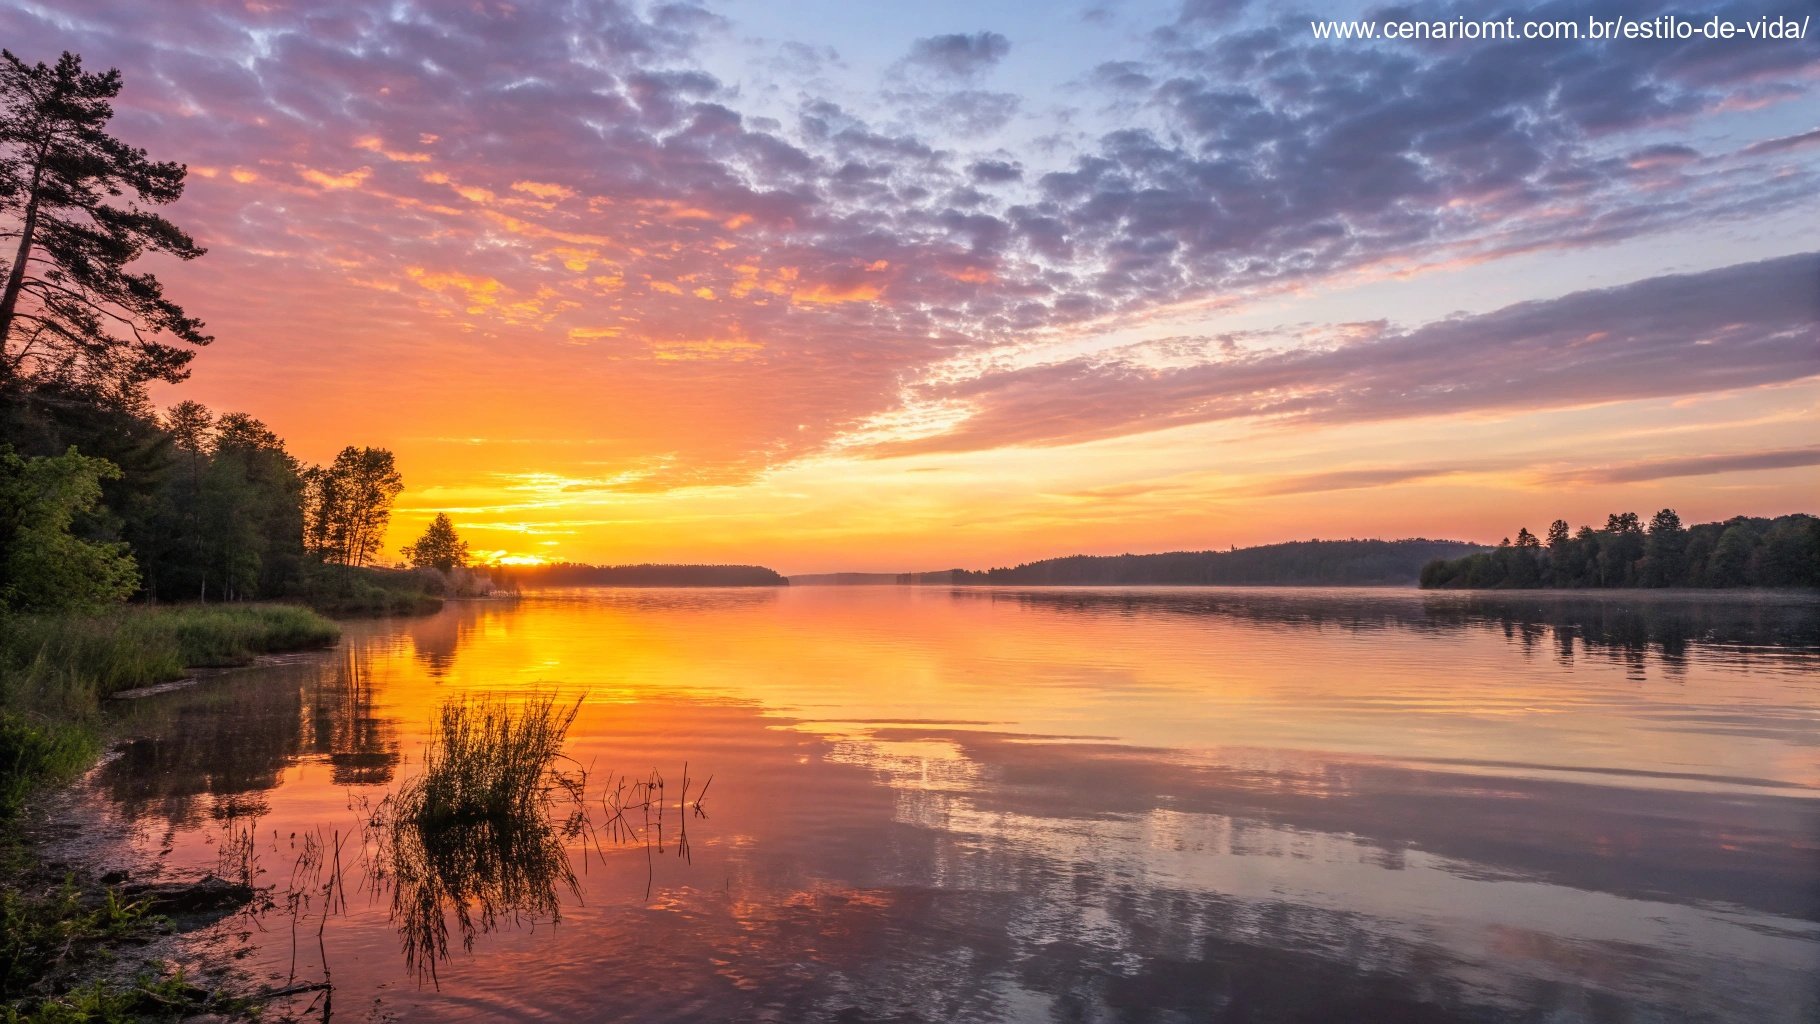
[945,539,1489,587]
[1420,511,1819,590]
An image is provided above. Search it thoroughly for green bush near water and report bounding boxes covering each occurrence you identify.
[294,564,444,617]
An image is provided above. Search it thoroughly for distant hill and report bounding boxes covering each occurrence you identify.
[495,563,788,587]
[946,539,1489,587]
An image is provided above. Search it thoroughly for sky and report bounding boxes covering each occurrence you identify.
[7,0,1817,572]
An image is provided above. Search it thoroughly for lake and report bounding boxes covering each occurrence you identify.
[66,586,1820,1022]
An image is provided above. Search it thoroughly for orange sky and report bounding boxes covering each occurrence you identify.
[17,1,1816,572]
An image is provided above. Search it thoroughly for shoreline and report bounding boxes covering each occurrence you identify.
[0,604,343,1020]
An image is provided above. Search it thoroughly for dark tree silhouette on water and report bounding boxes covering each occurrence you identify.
[0,50,208,398]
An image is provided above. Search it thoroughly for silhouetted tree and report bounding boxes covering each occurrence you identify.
[1422,511,1817,591]
[1545,520,1570,549]
[0,50,208,399]
[1643,508,1686,587]
[403,513,469,573]
[303,446,401,569]
[1707,523,1754,587]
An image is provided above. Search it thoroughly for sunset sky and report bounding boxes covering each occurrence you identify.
[9,0,1816,571]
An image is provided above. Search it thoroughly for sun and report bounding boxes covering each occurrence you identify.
[482,552,550,567]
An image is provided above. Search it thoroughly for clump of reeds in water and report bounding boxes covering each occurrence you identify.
[373,694,585,985]
[405,694,581,826]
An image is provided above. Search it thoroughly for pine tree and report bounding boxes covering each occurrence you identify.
[0,50,208,398]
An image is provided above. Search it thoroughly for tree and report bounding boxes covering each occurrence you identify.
[303,446,401,569]
[0,50,208,398]
[1755,516,1820,588]
[1545,520,1570,550]
[402,513,469,573]
[210,413,305,595]
[1599,511,1645,586]
[163,399,212,455]
[1707,523,1754,587]
[1643,508,1686,587]
[0,445,137,611]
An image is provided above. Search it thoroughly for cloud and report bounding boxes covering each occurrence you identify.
[1246,467,1463,497]
[861,253,1820,456]
[1545,446,1820,486]
[1741,127,1820,157]
[3,0,1813,493]
[905,32,1011,77]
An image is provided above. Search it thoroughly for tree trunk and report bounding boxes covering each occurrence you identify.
[0,142,50,378]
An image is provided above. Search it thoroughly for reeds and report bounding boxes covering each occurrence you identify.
[402,695,581,826]
[372,695,585,984]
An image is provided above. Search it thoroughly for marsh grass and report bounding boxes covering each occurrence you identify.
[363,695,715,983]
[370,695,585,984]
[406,695,582,826]
[0,605,340,712]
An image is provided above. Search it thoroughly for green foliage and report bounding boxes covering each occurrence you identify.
[136,402,310,603]
[0,715,95,820]
[0,876,155,1002]
[377,695,583,983]
[2,964,220,1024]
[1421,511,1819,590]
[0,50,209,397]
[0,604,337,704]
[0,605,338,819]
[0,447,138,612]
[403,512,470,573]
[294,563,443,617]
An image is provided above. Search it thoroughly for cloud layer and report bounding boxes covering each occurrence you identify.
[873,253,1820,455]
[2,0,1814,497]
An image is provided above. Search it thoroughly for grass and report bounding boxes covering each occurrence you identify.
[407,695,581,826]
[0,604,340,817]
[0,856,242,1022]
[0,717,97,823]
[0,604,340,1019]
[0,605,340,711]
[372,695,584,983]
[0,875,157,999]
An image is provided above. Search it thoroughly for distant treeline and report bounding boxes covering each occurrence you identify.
[496,563,788,587]
[1420,511,1818,590]
[946,539,1487,587]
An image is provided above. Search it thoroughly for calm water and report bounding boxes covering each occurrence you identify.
[70,587,1820,1022]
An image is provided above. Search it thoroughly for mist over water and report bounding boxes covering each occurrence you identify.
[69,587,1820,1022]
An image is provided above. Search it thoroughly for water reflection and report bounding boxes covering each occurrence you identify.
[68,587,1820,1022]
[963,586,1820,675]
[376,795,579,985]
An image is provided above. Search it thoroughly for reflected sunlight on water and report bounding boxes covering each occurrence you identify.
[65,587,1820,1022]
